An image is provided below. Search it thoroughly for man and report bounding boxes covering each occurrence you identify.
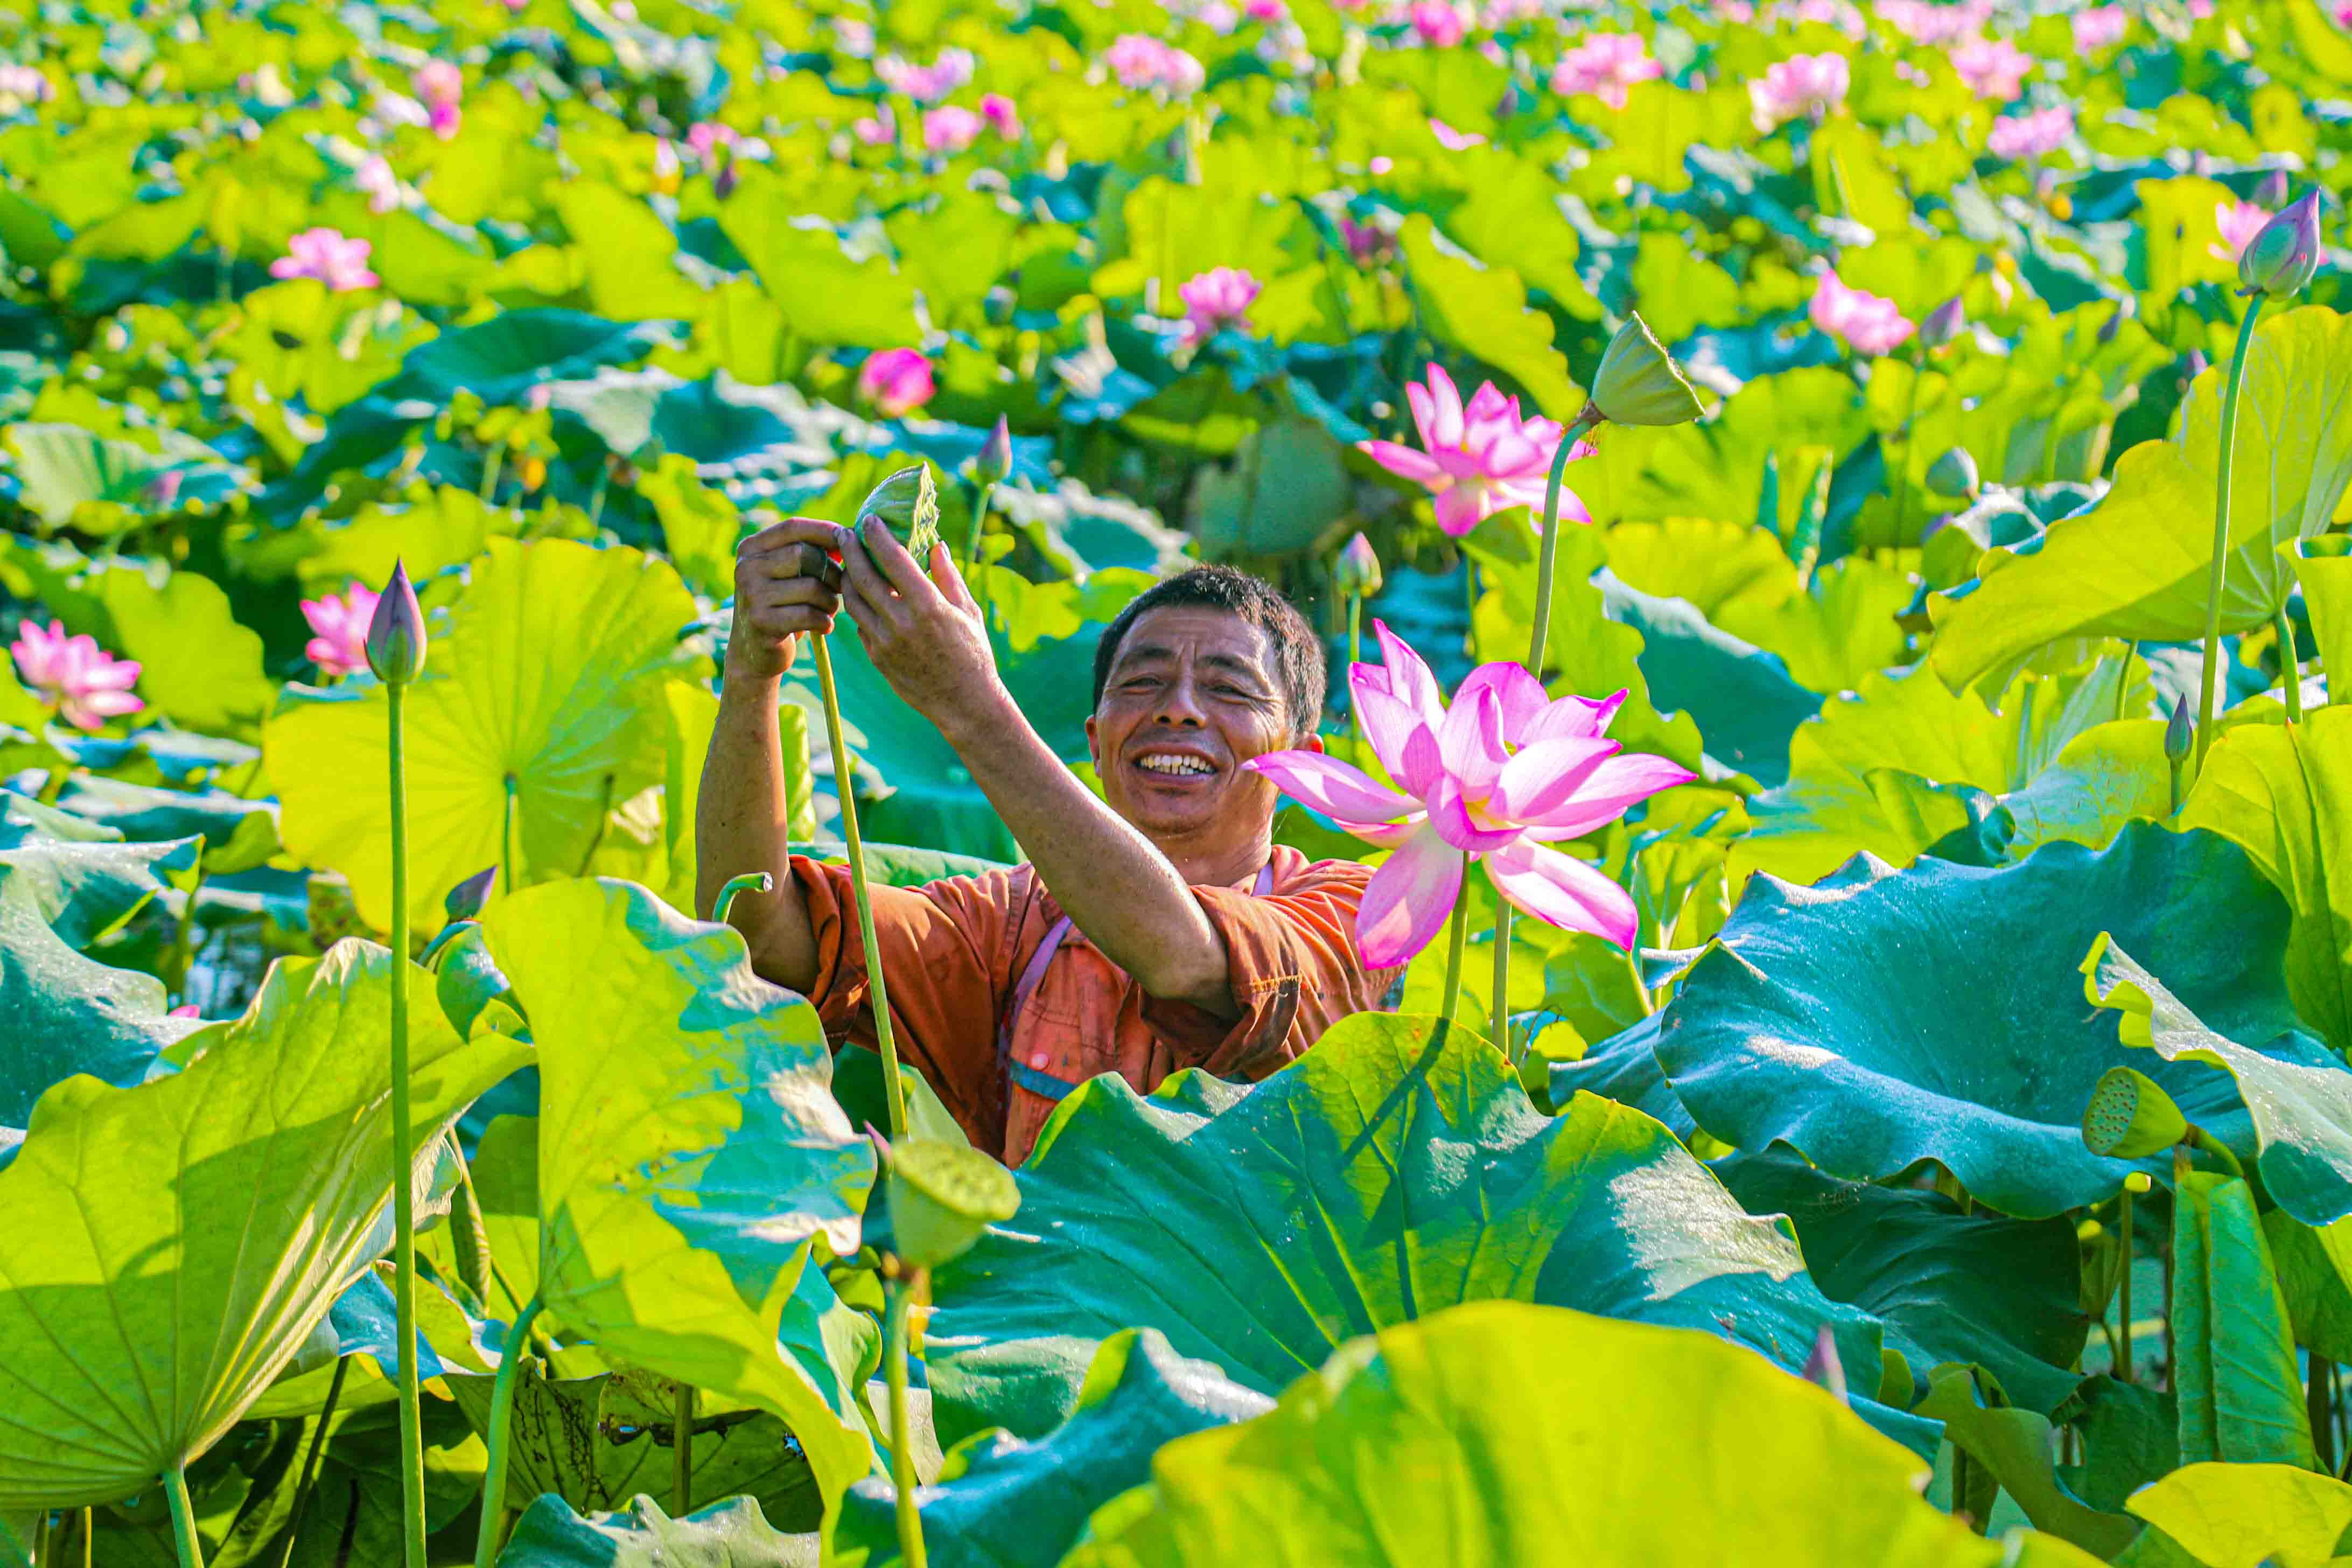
[697,511,1399,1164]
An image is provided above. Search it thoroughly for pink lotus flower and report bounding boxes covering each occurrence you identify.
[1360,364,1587,537]
[355,155,400,213]
[2071,5,2127,50]
[1245,624,1693,964]
[2337,0,2352,24]
[302,583,381,679]
[270,228,378,292]
[1877,0,1991,42]
[1749,52,1849,129]
[1772,0,1865,34]
[0,63,53,104]
[1411,1,1468,45]
[413,61,462,106]
[9,621,143,732]
[858,348,935,418]
[2212,199,2271,261]
[1106,34,1206,95]
[428,99,461,139]
[1338,215,1394,264]
[686,121,738,159]
[1246,0,1288,17]
[1986,103,2073,159]
[876,48,975,104]
[1551,34,1665,108]
[924,106,983,154]
[1178,267,1261,344]
[1810,269,1915,355]
[1949,34,2031,99]
[979,93,1021,136]
[1430,117,1487,150]
[852,105,897,146]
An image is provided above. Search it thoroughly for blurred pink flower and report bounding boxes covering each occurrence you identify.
[2336,0,2352,24]
[413,61,462,106]
[1178,267,1261,344]
[1106,35,1207,95]
[877,47,975,104]
[0,63,53,103]
[923,106,983,154]
[686,121,738,158]
[1550,33,1664,108]
[2071,5,2128,50]
[1810,269,1915,355]
[1773,0,1865,34]
[355,155,400,213]
[1719,0,1756,19]
[2212,199,2270,261]
[143,470,181,509]
[1949,34,2031,98]
[270,228,378,292]
[1411,1,1468,45]
[1986,103,2073,158]
[1245,624,1693,964]
[1360,363,1586,537]
[1749,52,1849,128]
[1337,214,1394,263]
[858,348,935,418]
[428,99,461,139]
[1246,0,1289,17]
[979,92,1021,136]
[167,1003,199,1018]
[852,104,896,146]
[303,583,381,679]
[1875,0,1989,41]
[1430,117,1487,150]
[9,621,143,732]
[1483,0,1545,20]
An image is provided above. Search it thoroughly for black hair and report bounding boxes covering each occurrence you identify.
[1091,565,1326,739]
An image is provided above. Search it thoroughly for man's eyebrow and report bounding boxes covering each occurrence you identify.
[1108,644,1273,684]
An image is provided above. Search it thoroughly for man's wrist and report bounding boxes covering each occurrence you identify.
[931,676,1022,751]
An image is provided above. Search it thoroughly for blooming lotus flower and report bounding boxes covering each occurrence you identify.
[9,621,143,731]
[1809,269,1914,355]
[1245,624,1694,964]
[2211,200,2270,262]
[924,106,983,154]
[858,347,935,418]
[1410,1,1468,46]
[1878,0,1991,43]
[1429,117,1487,150]
[1986,104,2073,159]
[979,93,1020,136]
[1550,33,1664,109]
[2337,0,2352,24]
[852,105,897,147]
[2071,5,2127,50]
[686,121,738,159]
[1360,363,1587,536]
[1749,52,1849,129]
[428,99,461,139]
[1949,35,2031,99]
[355,155,400,213]
[270,228,378,292]
[413,61,462,106]
[302,582,381,678]
[877,47,975,104]
[1106,35,1207,95]
[1178,267,1261,344]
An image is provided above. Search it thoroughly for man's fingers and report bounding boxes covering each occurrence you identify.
[739,516,847,559]
[857,516,946,608]
[930,543,979,615]
[748,576,839,611]
[837,532,905,626]
[742,542,842,587]
[738,604,835,638]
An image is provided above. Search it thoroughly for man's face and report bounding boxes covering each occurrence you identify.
[1086,605,1315,846]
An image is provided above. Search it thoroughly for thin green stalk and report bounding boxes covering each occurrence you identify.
[165,1466,205,1568]
[1347,594,1362,673]
[1490,904,1513,1061]
[0,1510,27,1568]
[710,872,772,927]
[966,480,996,625]
[79,1508,92,1568]
[884,1272,928,1568]
[165,845,208,1006]
[501,773,519,898]
[2115,1187,2134,1385]
[276,1356,351,1568]
[810,637,909,1139]
[2277,603,2304,721]
[477,445,504,505]
[387,682,426,1568]
[30,1515,45,1568]
[2314,1355,2337,1473]
[672,1383,694,1518]
[474,1295,545,1568]
[1435,860,1471,1030]
[2195,298,2269,775]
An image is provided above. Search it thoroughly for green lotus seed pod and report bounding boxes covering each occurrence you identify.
[1588,311,1706,427]
[2081,1066,2188,1158]
[887,1136,1019,1270]
[859,463,942,558]
[1925,447,1979,500]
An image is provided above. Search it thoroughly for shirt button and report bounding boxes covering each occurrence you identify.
[1031,1051,1050,1069]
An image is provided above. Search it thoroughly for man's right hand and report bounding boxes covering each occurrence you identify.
[727,517,850,681]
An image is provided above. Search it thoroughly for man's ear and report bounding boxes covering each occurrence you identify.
[1084,713,1100,771]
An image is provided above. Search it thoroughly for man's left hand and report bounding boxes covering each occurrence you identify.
[838,515,1004,726]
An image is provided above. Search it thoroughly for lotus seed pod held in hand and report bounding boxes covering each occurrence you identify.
[1334,532,1384,599]
[859,463,943,557]
[2238,191,2322,297]
[1587,311,1706,426]
[365,559,428,684]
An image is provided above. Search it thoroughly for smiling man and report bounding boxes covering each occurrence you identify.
[697,514,1400,1164]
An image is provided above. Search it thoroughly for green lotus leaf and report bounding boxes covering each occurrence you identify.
[1614,367,1872,540]
[2295,543,2352,705]
[1594,566,1822,786]
[51,775,280,874]
[477,877,878,1512]
[1,422,197,528]
[830,1329,1270,1568]
[269,538,709,934]
[2087,935,2352,1224]
[2260,1209,2352,1366]
[2124,1461,2352,1568]
[1914,1367,2143,1559]
[1060,1301,2107,1568]
[1398,214,1585,419]
[1929,306,2352,695]
[2172,1172,2316,1469]
[925,1013,1891,1453]
[2180,706,2352,1059]
[0,940,528,1507]
[1656,824,2309,1218]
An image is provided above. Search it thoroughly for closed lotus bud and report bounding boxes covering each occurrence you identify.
[366,559,428,685]
[2238,191,2322,298]
[444,865,497,920]
[975,415,1013,485]
[1925,447,1979,500]
[1802,1325,1847,1405]
[1334,531,1384,599]
[2081,1066,2188,1158]
[859,463,942,557]
[2165,692,2193,761]
[2257,169,2290,209]
[886,1136,1019,1270]
[1587,311,1705,427]
[1917,297,1966,351]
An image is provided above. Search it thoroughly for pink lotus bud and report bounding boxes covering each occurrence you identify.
[445,865,498,919]
[143,470,183,509]
[1334,533,1384,599]
[858,347,935,418]
[2239,191,2323,297]
[1918,297,1966,349]
[1803,1325,1847,1404]
[975,415,1013,485]
[365,559,428,685]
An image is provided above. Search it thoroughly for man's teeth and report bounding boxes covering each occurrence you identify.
[1138,754,1214,776]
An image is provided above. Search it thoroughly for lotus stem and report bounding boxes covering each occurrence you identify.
[809,636,909,1139]
[474,1294,545,1568]
[2314,1356,2338,1473]
[884,1271,928,1568]
[2116,1186,2133,1384]
[1437,858,1471,1032]
[967,481,996,624]
[2194,297,2268,775]
[2277,603,2304,722]
[1490,907,1513,1061]
[673,1382,694,1518]
[386,681,428,1568]
[2184,1123,2246,1181]
[78,1508,91,1568]
[1525,431,1582,675]
[165,1465,204,1568]
[501,773,519,898]
[478,445,503,505]
[710,871,772,927]
[1347,594,1362,674]
[165,843,207,1007]
[276,1354,350,1568]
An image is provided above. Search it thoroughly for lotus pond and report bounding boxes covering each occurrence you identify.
[4,0,2352,1562]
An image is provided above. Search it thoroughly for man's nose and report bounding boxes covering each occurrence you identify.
[1154,673,1208,727]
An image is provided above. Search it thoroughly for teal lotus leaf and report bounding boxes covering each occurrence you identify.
[2172,1172,2316,1469]
[50,775,280,875]
[1656,824,2318,1218]
[495,1493,800,1567]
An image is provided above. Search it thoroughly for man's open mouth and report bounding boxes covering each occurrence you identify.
[1135,752,1217,778]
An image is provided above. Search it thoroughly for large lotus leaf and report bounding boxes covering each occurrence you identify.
[1655,824,2307,1218]
[1594,568,1822,786]
[924,1013,1885,1452]
[2088,936,2352,1226]
[1717,1151,2087,1416]
[51,775,280,874]
[1929,307,2352,695]
[496,1494,802,1567]
[0,941,528,1507]
[1545,1012,1698,1139]
[2298,545,2352,707]
[2001,720,2173,863]
[1914,1368,2143,1559]
[1060,1301,2105,1568]
[269,538,709,934]
[830,1330,1270,1568]
[2172,1172,2316,1470]
[2124,1462,2352,1568]
[2181,706,2352,1059]
[1397,215,1584,419]
[478,878,877,1512]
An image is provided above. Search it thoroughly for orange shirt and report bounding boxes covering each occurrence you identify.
[789,845,1401,1164]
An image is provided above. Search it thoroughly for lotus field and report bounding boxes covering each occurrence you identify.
[8,0,2352,1561]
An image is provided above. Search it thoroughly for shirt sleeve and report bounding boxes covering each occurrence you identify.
[1137,862,1397,1081]
[788,856,1017,1142]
